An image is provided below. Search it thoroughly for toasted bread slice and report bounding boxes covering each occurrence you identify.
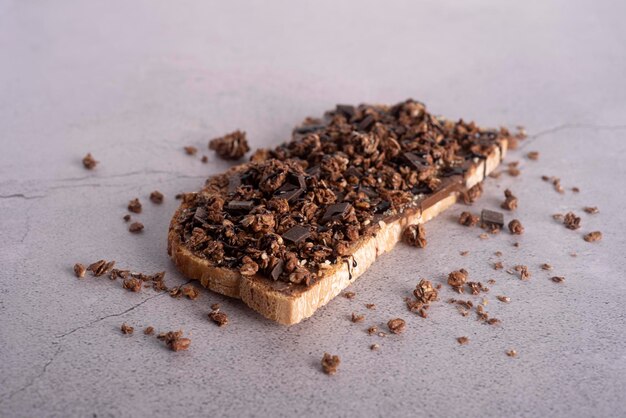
[168,138,507,325]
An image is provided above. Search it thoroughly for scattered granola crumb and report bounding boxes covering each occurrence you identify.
[583,231,602,242]
[343,291,356,299]
[149,191,164,204]
[184,146,198,155]
[506,349,517,358]
[501,189,518,211]
[497,295,511,303]
[494,261,503,270]
[370,344,380,351]
[553,213,564,221]
[175,193,183,200]
[541,175,550,181]
[448,269,468,292]
[74,263,86,278]
[487,279,496,285]
[208,309,229,327]
[351,313,365,323]
[87,259,115,277]
[514,265,531,280]
[459,211,480,227]
[457,336,469,345]
[321,353,340,375]
[387,318,406,334]
[209,130,250,160]
[144,326,154,335]
[127,198,142,214]
[402,224,427,247]
[462,183,483,205]
[552,177,565,194]
[157,330,191,351]
[121,323,134,335]
[572,187,580,193]
[210,303,221,310]
[507,165,520,177]
[527,151,539,160]
[563,212,581,230]
[479,233,489,240]
[82,153,98,170]
[365,303,376,310]
[551,276,565,283]
[460,250,469,256]
[129,222,144,233]
[494,251,503,257]
[541,263,553,271]
[583,206,599,214]
[367,326,378,335]
[122,277,142,292]
[123,214,131,222]
[570,252,577,258]
[508,219,524,235]
[201,155,208,163]
[181,284,200,300]
[513,242,520,248]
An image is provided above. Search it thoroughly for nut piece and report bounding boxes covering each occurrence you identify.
[448,269,468,290]
[457,336,469,345]
[583,231,602,242]
[508,219,524,235]
[149,191,164,204]
[459,211,480,227]
[208,309,229,327]
[82,153,98,169]
[583,206,599,214]
[321,353,340,375]
[501,189,518,211]
[128,198,142,214]
[209,130,250,160]
[402,224,427,247]
[157,330,191,352]
[144,326,155,335]
[387,318,406,334]
[120,323,134,335]
[74,263,86,278]
[129,222,144,233]
[563,212,581,230]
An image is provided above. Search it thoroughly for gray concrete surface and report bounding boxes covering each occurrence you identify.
[1,1,625,417]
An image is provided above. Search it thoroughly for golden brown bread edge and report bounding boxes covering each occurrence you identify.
[168,139,507,325]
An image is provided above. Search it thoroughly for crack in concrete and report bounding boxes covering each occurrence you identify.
[1,345,62,403]
[521,123,626,149]
[54,291,167,340]
[0,193,46,200]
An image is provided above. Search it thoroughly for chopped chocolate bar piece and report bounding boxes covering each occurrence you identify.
[226,200,254,211]
[508,219,524,235]
[129,222,144,233]
[150,191,164,204]
[282,225,311,244]
[387,318,406,334]
[320,202,352,223]
[269,260,284,281]
[209,130,249,160]
[82,153,98,170]
[481,209,504,229]
[128,198,142,214]
[321,353,340,375]
[336,104,356,118]
[583,231,602,242]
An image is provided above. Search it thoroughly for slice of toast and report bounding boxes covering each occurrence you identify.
[168,100,511,325]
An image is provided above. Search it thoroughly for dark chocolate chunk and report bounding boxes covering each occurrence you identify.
[403,152,429,171]
[321,202,352,223]
[269,259,284,280]
[194,207,208,224]
[374,201,391,213]
[293,124,325,135]
[306,165,321,178]
[411,184,432,195]
[441,166,466,177]
[274,183,303,202]
[357,115,375,131]
[481,209,504,228]
[358,185,379,198]
[227,176,241,194]
[344,166,361,181]
[282,225,311,244]
[226,200,254,211]
[336,104,355,119]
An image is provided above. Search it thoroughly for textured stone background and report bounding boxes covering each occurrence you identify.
[1,1,625,417]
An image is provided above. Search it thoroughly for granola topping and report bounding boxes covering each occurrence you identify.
[583,231,602,242]
[174,100,515,287]
[321,353,340,375]
[209,130,250,160]
[402,224,427,247]
[387,318,406,334]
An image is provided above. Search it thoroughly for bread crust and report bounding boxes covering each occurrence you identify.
[168,139,507,324]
